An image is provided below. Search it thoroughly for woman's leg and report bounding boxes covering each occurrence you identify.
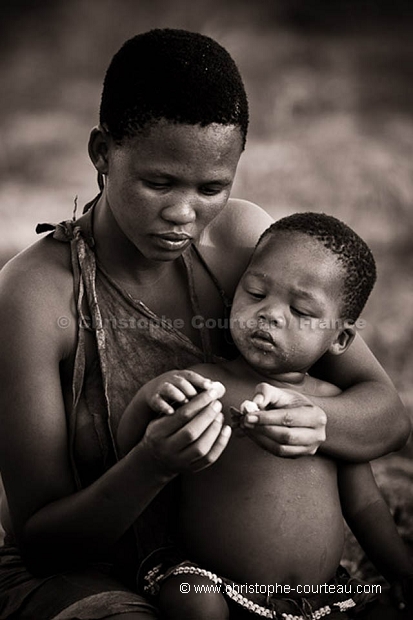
[14,565,158,620]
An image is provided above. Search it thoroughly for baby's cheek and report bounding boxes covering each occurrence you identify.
[231,306,253,333]
[228,318,245,349]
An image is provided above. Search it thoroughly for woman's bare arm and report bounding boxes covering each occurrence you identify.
[311,334,410,460]
[0,254,180,574]
[339,462,413,584]
[0,249,227,576]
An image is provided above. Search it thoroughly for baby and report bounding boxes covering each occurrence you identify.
[118,213,413,619]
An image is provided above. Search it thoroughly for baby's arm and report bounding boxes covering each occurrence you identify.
[338,462,413,608]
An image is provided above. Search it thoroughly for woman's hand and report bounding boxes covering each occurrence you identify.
[239,383,327,457]
[141,382,231,474]
[128,370,231,475]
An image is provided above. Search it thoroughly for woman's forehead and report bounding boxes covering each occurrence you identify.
[119,119,243,148]
[112,120,243,172]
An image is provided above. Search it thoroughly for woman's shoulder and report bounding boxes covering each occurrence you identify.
[198,198,273,297]
[205,198,273,249]
[0,234,72,297]
[0,235,75,353]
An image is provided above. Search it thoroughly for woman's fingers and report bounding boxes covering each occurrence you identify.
[247,424,325,447]
[241,393,327,458]
[244,406,327,429]
[159,388,223,434]
[244,430,319,458]
[243,405,327,458]
[167,401,223,452]
[145,398,230,472]
[180,418,232,471]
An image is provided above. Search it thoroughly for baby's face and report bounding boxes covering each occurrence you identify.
[230,231,346,376]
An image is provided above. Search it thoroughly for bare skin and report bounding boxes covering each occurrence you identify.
[178,361,345,586]
[118,235,413,618]
[0,120,409,583]
[120,362,413,618]
[0,197,270,572]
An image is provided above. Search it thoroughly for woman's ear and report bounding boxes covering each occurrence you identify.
[328,326,356,356]
[88,126,110,175]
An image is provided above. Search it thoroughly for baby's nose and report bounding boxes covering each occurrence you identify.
[258,309,285,328]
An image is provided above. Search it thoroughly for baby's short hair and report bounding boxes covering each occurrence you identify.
[258,212,377,322]
[99,28,249,147]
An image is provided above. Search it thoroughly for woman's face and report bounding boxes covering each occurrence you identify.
[104,119,243,262]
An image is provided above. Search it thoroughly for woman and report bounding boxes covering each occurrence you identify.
[0,29,409,620]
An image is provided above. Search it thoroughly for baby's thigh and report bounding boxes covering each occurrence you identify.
[158,574,229,620]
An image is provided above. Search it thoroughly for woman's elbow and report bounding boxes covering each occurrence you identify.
[383,387,411,451]
[393,403,412,450]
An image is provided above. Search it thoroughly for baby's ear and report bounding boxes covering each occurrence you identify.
[328,325,356,356]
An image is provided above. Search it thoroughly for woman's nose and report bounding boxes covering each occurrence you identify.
[161,197,197,225]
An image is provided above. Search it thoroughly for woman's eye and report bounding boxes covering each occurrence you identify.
[144,180,170,190]
[200,186,223,196]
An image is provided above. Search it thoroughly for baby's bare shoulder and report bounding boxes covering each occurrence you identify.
[189,362,229,383]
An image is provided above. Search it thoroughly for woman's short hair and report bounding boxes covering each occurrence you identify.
[99,28,249,148]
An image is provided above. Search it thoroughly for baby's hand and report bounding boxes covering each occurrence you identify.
[144,370,225,416]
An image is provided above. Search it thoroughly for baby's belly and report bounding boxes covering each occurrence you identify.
[179,436,344,590]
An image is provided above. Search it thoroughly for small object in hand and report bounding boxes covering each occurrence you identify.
[229,406,243,428]
[230,400,260,435]
[229,407,246,437]
[240,400,260,415]
[208,381,225,397]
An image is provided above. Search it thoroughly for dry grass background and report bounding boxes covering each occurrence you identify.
[0,0,412,580]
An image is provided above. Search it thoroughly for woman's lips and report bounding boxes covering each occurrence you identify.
[152,232,192,250]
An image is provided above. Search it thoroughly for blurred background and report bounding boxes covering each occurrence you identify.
[1,0,412,577]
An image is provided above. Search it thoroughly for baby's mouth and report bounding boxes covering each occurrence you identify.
[250,329,276,351]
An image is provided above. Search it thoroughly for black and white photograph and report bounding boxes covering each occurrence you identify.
[0,2,412,618]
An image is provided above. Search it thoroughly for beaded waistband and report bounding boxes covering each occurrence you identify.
[143,562,357,619]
